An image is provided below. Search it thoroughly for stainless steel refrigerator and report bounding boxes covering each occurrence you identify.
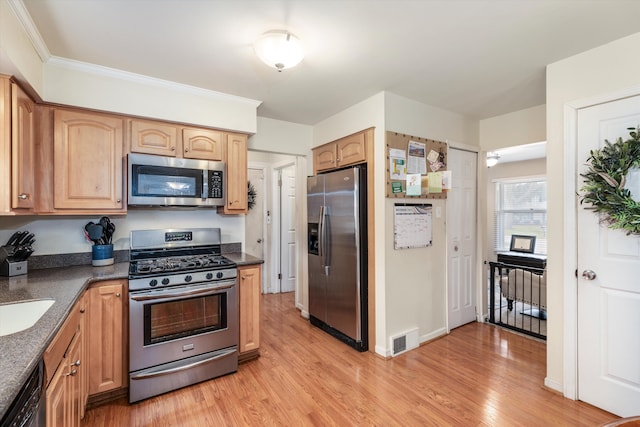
[307,165,368,352]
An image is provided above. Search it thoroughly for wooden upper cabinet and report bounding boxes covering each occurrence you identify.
[221,133,248,214]
[129,119,179,156]
[313,129,369,174]
[53,109,125,210]
[183,128,223,160]
[0,76,36,214]
[313,144,337,172]
[11,82,36,210]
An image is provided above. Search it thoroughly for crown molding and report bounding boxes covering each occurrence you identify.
[47,56,262,107]
[7,0,51,62]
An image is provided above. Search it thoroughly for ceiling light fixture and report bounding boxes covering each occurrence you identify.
[486,152,500,168]
[254,30,304,72]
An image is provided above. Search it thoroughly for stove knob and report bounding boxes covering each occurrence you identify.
[216,272,224,279]
[206,273,213,280]
[162,278,170,286]
[185,275,193,283]
[149,279,158,287]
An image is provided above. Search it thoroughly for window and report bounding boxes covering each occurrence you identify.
[494,177,547,254]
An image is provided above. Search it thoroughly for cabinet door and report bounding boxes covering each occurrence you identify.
[130,119,179,156]
[11,82,35,210]
[53,109,124,210]
[88,281,125,395]
[183,128,223,160]
[67,330,82,427]
[239,265,261,354]
[222,133,248,214]
[46,358,70,427]
[313,143,337,173]
[336,132,366,167]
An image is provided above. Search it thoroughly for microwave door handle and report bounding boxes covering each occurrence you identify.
[202,170,209,200]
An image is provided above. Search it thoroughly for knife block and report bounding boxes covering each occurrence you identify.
[1,259,28,276]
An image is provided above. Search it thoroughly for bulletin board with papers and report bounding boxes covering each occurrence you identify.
[393,204,433,249]
[386,131,449,199]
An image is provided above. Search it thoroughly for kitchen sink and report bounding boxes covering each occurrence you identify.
[0,299,54,337]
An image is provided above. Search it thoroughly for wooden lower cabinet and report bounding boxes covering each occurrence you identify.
[45,297,86,427]
[87,280,127,396]
[238,264,261,360]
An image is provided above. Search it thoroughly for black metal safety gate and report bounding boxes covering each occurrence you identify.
[488,261,547,340]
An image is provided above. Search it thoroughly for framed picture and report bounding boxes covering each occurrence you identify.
[509,235,536,253]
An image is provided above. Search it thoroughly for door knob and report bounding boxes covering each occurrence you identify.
[257,238,262,243]
[454,245,459,252]
[582,270,597,280]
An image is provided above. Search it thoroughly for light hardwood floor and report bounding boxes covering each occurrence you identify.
[83,292,616,426]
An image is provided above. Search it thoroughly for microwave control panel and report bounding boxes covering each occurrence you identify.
[208,170,224,199]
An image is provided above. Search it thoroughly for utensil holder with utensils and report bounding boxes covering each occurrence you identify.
[92,244,114,266]
[85,217,116,266]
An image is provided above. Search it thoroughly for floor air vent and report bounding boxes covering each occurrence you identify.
[390,328,419,356]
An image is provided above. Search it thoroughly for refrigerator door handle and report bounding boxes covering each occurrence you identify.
[318,205,325,265]
[322,206,330,275]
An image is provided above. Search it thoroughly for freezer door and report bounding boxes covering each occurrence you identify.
[324,167,361,340]
[307,175,327,322]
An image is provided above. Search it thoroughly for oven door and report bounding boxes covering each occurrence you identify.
[129,280,238,372]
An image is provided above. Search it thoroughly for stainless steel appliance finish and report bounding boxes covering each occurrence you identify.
[0,360,45,427]
[307,166,368,352]
[128,228,238,403]
[128,153,225,207]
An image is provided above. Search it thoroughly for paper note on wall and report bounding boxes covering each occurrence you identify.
[406,173,421,196]
[389,148,407,180]
[427,172,442,193]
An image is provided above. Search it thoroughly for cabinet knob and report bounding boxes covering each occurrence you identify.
[117,199,121,204]
[116,292,121,297]
[17,193,29,200]
[242,276,246,280]
[171,146,176,151]
[80,308,85,313]
[66,369,78,377]
[184,148,189,152]
[71,359,81,367]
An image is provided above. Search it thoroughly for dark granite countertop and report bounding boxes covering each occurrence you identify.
[0,263,129,419]
[224,252,264,266]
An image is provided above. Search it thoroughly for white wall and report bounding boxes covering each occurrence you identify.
[0,210,244,256]
[546,31,640,393]
[479,105,546,150]
[0,0,44,94]
[44,59,260,134]
[383,93,479,354]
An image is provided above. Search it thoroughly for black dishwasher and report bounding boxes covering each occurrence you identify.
[0,360,45,427]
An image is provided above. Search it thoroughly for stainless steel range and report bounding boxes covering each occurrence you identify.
[128,228,238,403]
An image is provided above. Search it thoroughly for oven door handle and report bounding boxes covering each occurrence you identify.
[129,283,235,301]
[130,348,237,381]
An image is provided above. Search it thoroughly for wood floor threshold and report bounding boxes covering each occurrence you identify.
[82,292,619,426]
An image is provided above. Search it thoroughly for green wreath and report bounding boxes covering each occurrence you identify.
[580,127,640,235]
[247,181,257,211]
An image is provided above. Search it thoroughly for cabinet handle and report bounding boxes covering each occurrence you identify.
[17,193,29,200]
[116,292,121,297]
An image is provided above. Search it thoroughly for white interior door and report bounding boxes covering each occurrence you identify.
[245,167,266,259]
[280,164,297,293]
[577,95,640,417]
[447,147,478,330]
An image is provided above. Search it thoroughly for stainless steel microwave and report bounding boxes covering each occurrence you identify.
[128,153,225,207]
